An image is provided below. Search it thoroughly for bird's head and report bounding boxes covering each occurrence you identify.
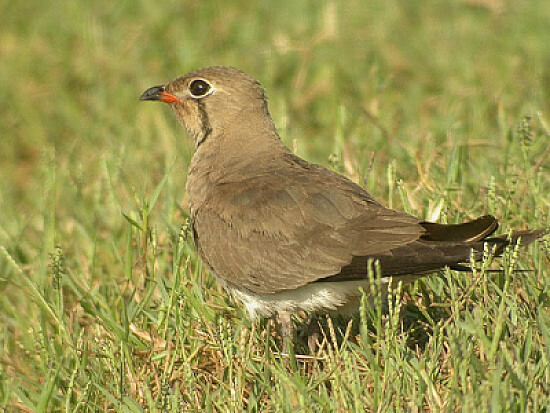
[140,66,271,146]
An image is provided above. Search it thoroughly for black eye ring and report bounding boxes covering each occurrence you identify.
[189,79,212,98]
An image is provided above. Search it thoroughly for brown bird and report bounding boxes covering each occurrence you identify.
[140,66,546,340]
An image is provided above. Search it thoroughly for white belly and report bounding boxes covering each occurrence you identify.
[222,275,421,320]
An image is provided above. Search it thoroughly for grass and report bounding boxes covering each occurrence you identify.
[1,0,549,410]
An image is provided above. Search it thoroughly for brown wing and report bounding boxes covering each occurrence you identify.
[190,151,539,295]
[191,161,424,294]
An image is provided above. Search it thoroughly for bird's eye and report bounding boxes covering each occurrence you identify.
[189,79,212,98]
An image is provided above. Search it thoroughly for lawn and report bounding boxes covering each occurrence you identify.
[1,0,549,411]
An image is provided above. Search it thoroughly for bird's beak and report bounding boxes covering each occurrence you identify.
[139,85,181,103]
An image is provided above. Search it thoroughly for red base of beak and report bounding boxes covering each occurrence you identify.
[160,92,181,103]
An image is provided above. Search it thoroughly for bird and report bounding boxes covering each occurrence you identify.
[140,66,546,342]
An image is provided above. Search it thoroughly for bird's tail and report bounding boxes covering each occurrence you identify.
[483,229,547,256]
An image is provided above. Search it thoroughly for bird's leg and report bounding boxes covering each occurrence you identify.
[306,316,321,355]
[278,311,295,352]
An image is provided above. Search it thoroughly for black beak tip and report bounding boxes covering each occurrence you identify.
[140,85,165,101]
